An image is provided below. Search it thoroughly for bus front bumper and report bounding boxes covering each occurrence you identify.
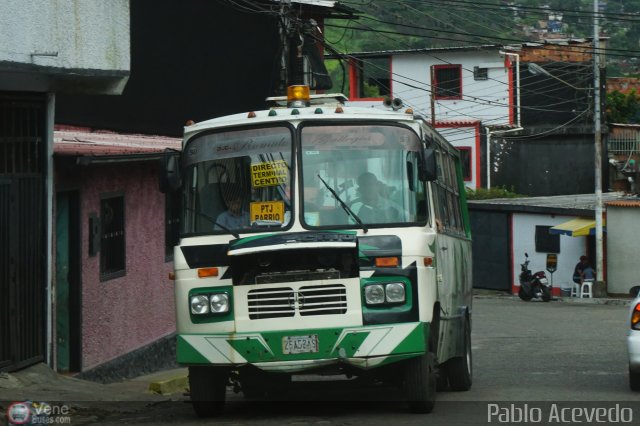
[177,322,428,372]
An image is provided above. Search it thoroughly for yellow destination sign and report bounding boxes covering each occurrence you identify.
[251,160,288,187]
[250,201,285,223]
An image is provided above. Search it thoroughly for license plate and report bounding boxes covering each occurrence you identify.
[539,278,548,284]
[282,334,319,354]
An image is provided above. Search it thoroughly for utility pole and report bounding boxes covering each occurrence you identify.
[593,0,604,284]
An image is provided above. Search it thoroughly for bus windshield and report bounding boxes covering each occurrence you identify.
[181,126,293,234]
[300,124,427,228]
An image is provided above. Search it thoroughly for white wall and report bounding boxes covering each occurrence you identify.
[512,213,587,291]
[0,0,129,72]
[606,207,640,294]
[437,126,479,189]
[392,50,511,125]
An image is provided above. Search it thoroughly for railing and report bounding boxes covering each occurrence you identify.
[608,135,640,155]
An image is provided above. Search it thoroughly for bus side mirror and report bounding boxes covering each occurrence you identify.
[420,148,437,182]
[159,150,182,193]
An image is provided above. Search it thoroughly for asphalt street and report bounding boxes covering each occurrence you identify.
[2,296,636,425]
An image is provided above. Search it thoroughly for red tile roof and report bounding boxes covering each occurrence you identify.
[606,200,640,208]
[53,125,181,157]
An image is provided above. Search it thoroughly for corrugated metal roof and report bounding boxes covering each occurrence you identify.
[53,126,181,157]
[468,192,627,215]
[606,199,640,208]
[328,44,502,59]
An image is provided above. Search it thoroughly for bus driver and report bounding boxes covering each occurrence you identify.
[349,172,401,223]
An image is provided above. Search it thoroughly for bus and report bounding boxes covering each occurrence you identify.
[160,86,473,416]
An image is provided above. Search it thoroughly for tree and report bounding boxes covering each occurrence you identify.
[606,90,640,124]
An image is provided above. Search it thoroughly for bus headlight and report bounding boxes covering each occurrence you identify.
[364,284,385,305]
[385,283,406,303]
[210,293,230,313]
[190,295,210,315]
[364,282,406,306]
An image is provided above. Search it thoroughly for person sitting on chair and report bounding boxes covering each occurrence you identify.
[573,255,595,284]
[349,172,401,223]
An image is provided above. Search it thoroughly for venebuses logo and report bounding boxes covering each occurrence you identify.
[6,402,31,425]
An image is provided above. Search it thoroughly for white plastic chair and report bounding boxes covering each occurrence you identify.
[580,279,594,298]
[571,282,581,298]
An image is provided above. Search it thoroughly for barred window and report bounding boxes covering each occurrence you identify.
[165,191,181,260]
[433,65,462,99]
[100,195,125,280]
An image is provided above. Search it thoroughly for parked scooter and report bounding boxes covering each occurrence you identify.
[518,253,552,302]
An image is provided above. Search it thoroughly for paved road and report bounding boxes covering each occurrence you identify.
[91,297,639,425]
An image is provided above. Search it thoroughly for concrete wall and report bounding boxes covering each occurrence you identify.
[0,0,129,71]
[606,206,640,294]
[392,50,511,125]
[347,50,511,126]
[437,124,481,189]
[512,213,587,292]
[0,0,129,94]
[55,161,175,370]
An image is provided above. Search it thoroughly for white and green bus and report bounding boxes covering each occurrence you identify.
[160,87,473,416]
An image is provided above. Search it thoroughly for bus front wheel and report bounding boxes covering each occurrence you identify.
[189,366,228,417]
[404,352,436,413]
[446,316,472,391]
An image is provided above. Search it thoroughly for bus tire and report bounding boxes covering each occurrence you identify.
[404,352,436,413]
[447,317,472,391]
[189,366,227,418]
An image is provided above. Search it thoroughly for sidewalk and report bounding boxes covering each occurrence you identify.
[0,364,188,424]
[473,288,633,306]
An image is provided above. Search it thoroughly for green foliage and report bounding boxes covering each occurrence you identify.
[323,0,638,78]
[465,186,526,200]
[606,90,640,124]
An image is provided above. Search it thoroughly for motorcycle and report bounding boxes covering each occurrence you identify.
[518,253,552,302]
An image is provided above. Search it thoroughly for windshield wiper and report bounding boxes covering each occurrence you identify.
[317,175,368,233]
[184,206,240,239]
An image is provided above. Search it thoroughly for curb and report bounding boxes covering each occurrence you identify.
[473,293,632,306]
[148,375,189,396]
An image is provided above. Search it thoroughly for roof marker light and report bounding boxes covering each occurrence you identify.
[315,108,323,114]
[291,109,300,115]
[287,85,310,108]
[268,110,277,116]
[405,108,414,115]
[335,106,344,114]
[185,120,195,126]
[247,111,257,118]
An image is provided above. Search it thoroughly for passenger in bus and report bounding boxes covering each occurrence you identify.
[215,187,249,230]
[350,172,401,223]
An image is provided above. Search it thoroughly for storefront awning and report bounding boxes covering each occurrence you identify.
[549,218,606,237]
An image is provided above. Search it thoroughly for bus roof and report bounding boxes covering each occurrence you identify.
[183,104,420,139]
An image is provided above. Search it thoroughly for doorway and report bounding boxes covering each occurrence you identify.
[55,191,82,372]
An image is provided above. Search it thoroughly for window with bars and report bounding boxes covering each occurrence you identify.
[535,225,560,254]
[433,64,462,99]
[100,194,125,280]
[458,147,472,182]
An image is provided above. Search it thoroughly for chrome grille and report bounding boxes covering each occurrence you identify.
[298,284,347,316]
[247,287,295,320]
[247,284,347,319]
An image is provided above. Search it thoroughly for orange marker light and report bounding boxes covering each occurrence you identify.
[633,304,640,328]
[287,85,310,103]
[197,267,219,278]
[168,271,176,280]
[423,257,434,267]
[375,257,399,268]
